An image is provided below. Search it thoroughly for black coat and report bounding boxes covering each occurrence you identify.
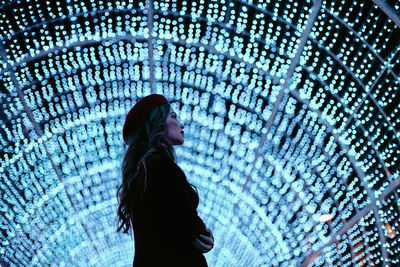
[131,153,209,267]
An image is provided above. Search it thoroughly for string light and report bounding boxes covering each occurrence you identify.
[319,214,333,222]
[0,0,399,266]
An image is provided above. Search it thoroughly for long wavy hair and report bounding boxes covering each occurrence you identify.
[116,102,199,234]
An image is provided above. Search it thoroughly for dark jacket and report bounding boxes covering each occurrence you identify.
[131,153,209,267]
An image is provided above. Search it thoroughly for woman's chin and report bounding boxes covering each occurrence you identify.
[171,138,184,146]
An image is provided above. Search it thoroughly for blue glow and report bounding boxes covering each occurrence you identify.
[1,0,400,266]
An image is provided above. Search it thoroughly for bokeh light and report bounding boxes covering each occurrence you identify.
[0,0,399,266]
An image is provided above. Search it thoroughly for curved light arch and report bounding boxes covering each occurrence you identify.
[291,64,393,182]
[1,0,399,266]
[289,88,391,262]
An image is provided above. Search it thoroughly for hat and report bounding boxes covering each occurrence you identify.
[123,94,169,145]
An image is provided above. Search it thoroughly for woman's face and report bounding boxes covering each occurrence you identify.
[165,108,185,146]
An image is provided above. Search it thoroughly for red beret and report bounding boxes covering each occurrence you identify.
[123,94,169,145]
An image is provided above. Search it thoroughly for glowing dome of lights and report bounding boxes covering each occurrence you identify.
[0,0,399,266]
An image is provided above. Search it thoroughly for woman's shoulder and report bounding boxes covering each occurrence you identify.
[147,151,172,163]
[146,152,186,177]
[145,152,177,170]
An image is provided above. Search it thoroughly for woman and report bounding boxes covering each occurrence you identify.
[116,94,214,266]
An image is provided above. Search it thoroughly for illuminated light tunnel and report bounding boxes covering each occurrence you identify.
[0,0,399,266]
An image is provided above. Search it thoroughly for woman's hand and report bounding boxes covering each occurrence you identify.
[193,228,214,253]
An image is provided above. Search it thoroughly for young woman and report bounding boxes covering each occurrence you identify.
[116,94,214,266]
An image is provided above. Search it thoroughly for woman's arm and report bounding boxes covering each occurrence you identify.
[145,155,207,250]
